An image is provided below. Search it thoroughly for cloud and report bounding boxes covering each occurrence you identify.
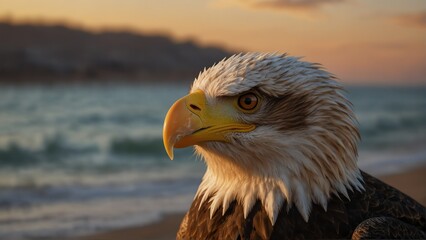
[248,0,345,10]
[393,11,426,29]
[212,0,347,18]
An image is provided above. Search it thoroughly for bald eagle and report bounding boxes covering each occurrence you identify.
[163,53,425,239]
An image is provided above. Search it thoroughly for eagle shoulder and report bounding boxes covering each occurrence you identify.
[359,171,426,231]
[352,217,426,239]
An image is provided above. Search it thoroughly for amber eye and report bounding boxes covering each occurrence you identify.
[238,93,258,111]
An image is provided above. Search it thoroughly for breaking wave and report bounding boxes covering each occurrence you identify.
[109,137,165,156]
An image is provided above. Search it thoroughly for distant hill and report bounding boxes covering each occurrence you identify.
[0,22,232,83]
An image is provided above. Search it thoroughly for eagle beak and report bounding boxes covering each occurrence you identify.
[163,90,255,160]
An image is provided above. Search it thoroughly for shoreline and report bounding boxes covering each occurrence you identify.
[76,213,183,240]
[76,165,426,240]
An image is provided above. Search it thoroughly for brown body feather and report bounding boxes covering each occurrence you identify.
[178,171,425,239]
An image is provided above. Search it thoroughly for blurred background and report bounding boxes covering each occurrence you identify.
[0,0,425,239]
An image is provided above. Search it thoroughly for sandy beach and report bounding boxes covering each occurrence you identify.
[75,166,426,240]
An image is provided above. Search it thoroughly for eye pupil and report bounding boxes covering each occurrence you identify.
[244,98,252,105]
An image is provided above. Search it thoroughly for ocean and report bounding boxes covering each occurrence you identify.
[0,84,425,239]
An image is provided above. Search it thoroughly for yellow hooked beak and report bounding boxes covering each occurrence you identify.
[163,90,255,160]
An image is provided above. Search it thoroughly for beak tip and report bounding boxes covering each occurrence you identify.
[164,142,174,160]
[168,151,174,160]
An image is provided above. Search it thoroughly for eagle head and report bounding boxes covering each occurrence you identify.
[163,52,363,223]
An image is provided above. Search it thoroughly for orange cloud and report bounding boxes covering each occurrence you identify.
[393,11,426,29]
[249,0,345,10]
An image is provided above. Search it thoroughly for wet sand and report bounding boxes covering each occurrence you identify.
[77,166,426,240]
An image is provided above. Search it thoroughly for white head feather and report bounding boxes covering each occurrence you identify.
[190,52,363,224]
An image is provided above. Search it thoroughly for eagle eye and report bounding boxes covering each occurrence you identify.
[237,93,258,111]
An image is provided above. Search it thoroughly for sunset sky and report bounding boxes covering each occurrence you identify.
[1,0,425,85]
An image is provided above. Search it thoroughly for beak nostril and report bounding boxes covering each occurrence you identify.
[189,104,201,111]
